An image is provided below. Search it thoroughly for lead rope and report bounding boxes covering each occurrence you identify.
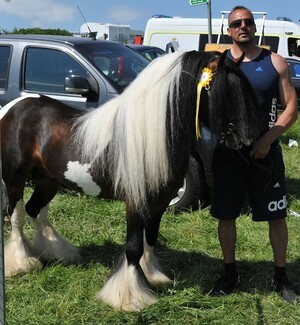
[236,148,274,193]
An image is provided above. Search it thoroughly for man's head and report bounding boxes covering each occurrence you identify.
[227,6,256,45]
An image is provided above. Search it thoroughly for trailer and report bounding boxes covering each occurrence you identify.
[80,22,143,44]
[80,22,130,43]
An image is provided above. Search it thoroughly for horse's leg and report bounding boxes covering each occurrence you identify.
[26,178,80,264]
[98,204,156,311]
[139,207,173,286]
[4,183,43,277]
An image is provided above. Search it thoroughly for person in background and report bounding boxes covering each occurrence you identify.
[294,45,300,59]
[209,5,298,302]
[289,41,300,59]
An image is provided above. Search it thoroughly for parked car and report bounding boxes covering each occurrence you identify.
[125,44,166,61]
[0,34,149,108]
[286,57,300,110]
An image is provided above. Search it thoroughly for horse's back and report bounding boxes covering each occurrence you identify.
[1,95,83,182]
[1,95,83,125]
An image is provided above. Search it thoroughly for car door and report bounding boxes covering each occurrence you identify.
[22,46,112,108]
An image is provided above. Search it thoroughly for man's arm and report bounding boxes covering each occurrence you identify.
[249,54,298,159]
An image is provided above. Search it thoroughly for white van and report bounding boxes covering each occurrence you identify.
[143,13,300,57]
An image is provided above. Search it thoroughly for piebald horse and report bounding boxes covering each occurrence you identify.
[0,50,261,311]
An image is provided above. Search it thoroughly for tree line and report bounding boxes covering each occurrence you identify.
[1,27,72,35]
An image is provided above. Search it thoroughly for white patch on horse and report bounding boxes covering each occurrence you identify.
[0,94,40,120]
[64,161,101,196]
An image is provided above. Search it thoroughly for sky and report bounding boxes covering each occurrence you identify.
[0,0,299,33]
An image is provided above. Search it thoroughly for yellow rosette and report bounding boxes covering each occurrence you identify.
[195,67,213,139]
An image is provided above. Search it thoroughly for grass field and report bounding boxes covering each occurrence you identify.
[4,119,300,324]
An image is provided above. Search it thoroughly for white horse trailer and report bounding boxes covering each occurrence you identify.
[80,22,131,43]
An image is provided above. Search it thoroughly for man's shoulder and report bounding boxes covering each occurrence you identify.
[270,52,289,75]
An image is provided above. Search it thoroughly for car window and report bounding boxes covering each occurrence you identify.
[293,63,300,78]
[142,50,165,61]
[155,50,165,57]
[288,60,300,78]
[261,36,280,53]
[0,46,11,89]
[143,51,155,61]
[75,42,148,92]
[288,37,300,57]
[24,47,89,94]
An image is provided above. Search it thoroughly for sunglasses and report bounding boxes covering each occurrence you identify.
[229,18,255,29]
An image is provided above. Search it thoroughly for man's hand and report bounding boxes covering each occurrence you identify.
[249,136,271,159]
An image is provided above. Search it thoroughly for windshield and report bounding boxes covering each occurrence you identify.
[75,42,149,92]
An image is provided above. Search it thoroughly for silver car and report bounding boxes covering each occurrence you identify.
[0,35,149,108]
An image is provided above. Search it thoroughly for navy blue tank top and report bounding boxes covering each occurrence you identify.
[227,49,279,133]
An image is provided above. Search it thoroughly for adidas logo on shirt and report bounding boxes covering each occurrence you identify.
[255,66,264,72]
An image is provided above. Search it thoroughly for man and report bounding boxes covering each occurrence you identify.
[289,42,300,59]
[210,6,298,302]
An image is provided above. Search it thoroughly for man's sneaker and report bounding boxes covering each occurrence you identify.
[272,276,297,303]
[209,272,239,295]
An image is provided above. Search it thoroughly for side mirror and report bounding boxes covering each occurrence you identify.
[65,75,91,95]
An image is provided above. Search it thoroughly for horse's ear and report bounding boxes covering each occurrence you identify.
[217,49,228,68]
[207,60,218,73]
[205,51,221,73]
[217,50,245,68]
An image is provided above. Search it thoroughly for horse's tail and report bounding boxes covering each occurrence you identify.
[73,51,186,211]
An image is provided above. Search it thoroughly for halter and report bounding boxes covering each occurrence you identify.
[220,122,243,150]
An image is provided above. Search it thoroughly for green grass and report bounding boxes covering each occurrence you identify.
[4,118,300,324]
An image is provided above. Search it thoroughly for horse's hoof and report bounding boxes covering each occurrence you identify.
[97,260,157,311]
[4,235,43,277]
[5,256,43,277]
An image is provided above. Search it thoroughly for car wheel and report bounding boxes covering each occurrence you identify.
[168,156,208,212]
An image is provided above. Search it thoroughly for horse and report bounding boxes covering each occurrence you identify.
[0,50,262,311]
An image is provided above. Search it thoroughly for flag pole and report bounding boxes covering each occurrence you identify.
[207,0,212,43]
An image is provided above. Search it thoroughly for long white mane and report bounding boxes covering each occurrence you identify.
[73,51,185,210]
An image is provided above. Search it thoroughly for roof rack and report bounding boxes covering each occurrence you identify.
[217,11,268,46]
